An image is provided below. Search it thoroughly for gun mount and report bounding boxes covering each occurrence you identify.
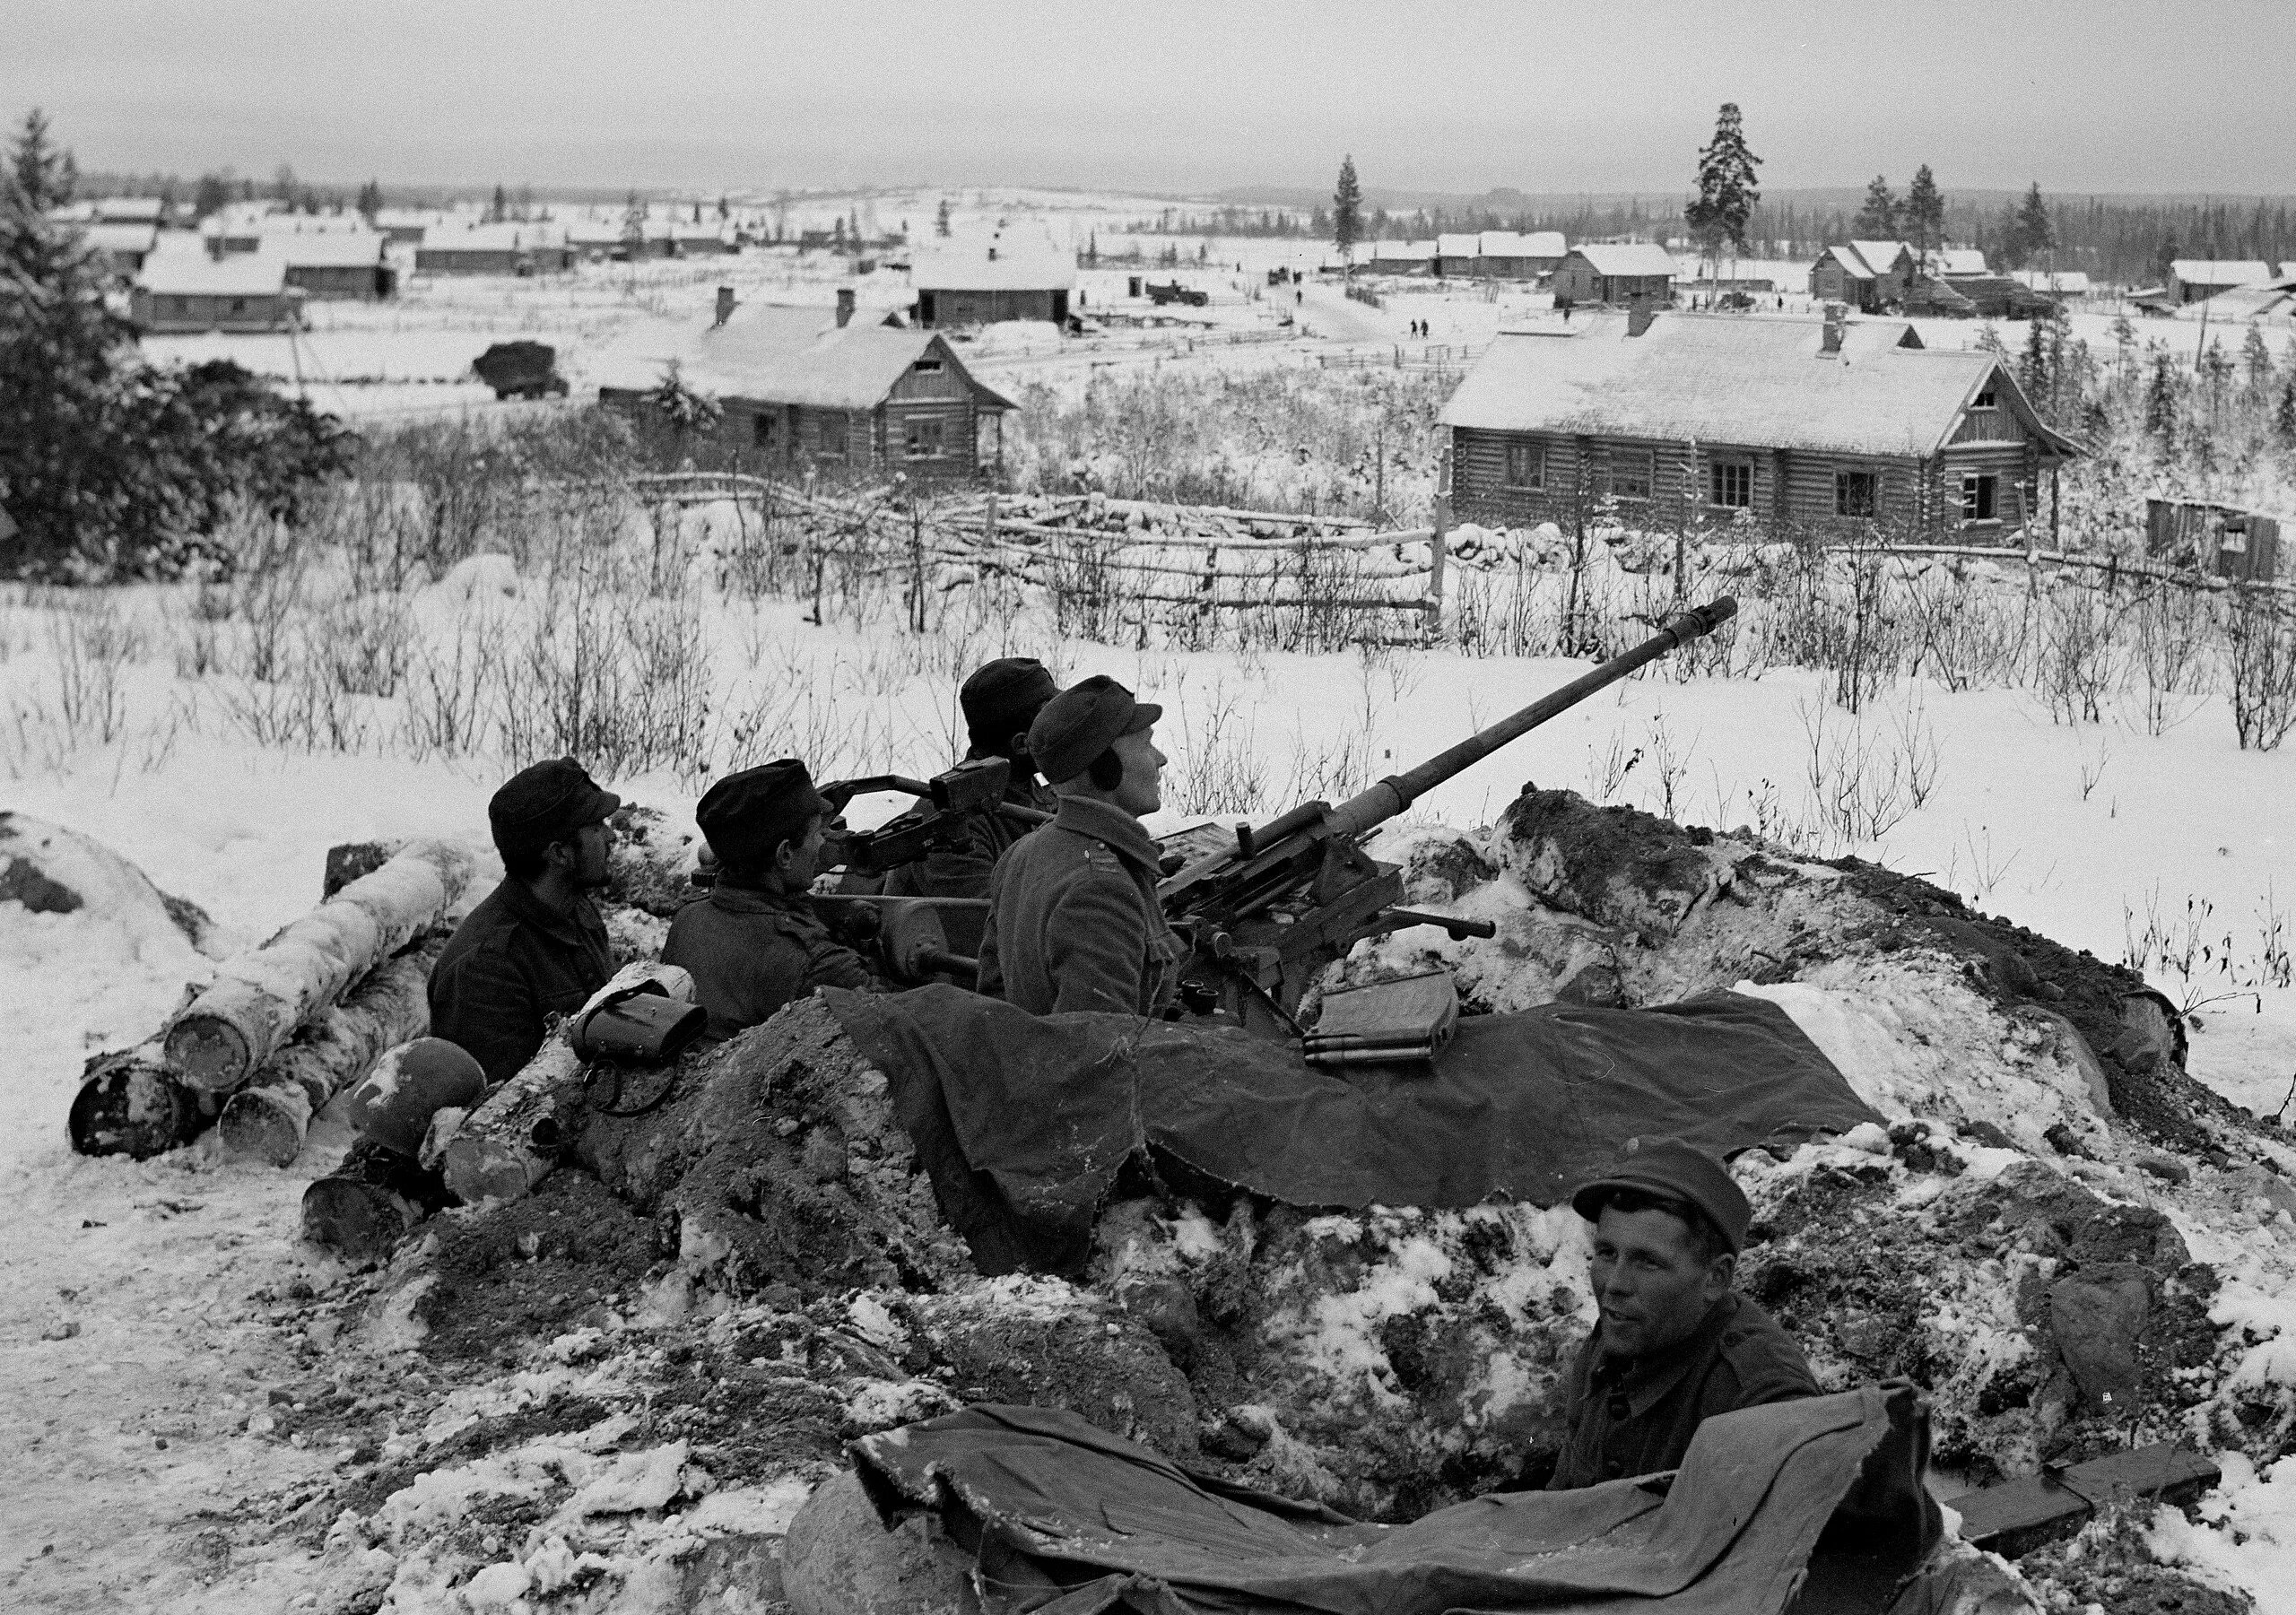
[817,757,1045,878]
[1160,597,1738,1035]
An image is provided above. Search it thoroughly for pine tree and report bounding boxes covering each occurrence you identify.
[2242,324,2273,391]
[2277,375,2296,445]
[620,188,647,256]
[1902,166,1944,270]
[1684,103,1762,279]
[2145,352,2179,443]
[193,172,230,221]
[1332,155,1361,265]
[2020,317,2048,399]
[491,184,508,223]
[1853,176,1899,239]
[935,198,951,237]
[2013,183,2053,266]
[354,178,383,220]
[10,109,74,212]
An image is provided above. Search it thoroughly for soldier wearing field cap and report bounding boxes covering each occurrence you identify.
[664,759,881,1045]
[884,656,1063,906]
[1546,1136,1818,1490]
[429,757,621,1084]
[978,674,1183,1017]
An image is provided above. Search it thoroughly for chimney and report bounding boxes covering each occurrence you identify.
[713,285,735,327]
[1822,301,1847,354]
[836,287,856,328]
[1626,291,1656,337]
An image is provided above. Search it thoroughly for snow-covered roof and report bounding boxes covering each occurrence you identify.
[1439,312,2079,460]
[136,253,290,296]
[593,301,1019,412]
[1369,239,1438,261]
[911,230,1074,291]
[1473,230,1566,259]
[2193,277,2296,320]
[1935,248,1987,275]
[1564,242,1680,278]
[1822,241,1914,279]
[264,230,387,267]
[92,196,167,224]
[567,218,673,246]
[2172,259,2271,287]
[75,221,160,254]
[2013,270,2092,294]
[1435,233,1479,257]
[420,222,568,253]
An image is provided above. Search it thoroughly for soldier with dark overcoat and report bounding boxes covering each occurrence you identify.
[1545,1138,1820,1489]
[977,675,1183,1018]
[663,760,882,1045]
[884,656,1063,904]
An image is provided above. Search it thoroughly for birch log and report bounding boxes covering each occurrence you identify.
[164,838,474,1093]
[218,942,441,1167]
[67,1042,211,1159]
[437,960,694,1206]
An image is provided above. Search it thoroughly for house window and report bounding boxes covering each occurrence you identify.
[230,298,247,314]
[170,296,188,315]
[1961,473,1998,522]
[1836,469,1877,517]
[752,412,776,448]
[1971,386,1999,410]
[1504,440,1544,490]
[905,417,946,459]
[911,358,944,373]
[814,412,846,456]
[1608,447,1653,500]
[1710,459,1752,509]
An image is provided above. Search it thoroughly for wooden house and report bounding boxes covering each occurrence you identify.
[1551,244,1678,308]
[911,231,1074,326]
[1432,234,1481,276]
[1367,239,1438,274]
[596,294,1017,480]
[78,221,160,277]
[131,252,301,334]
[266,230,396,300]
[2168,260,2272,304]
[2147,498,2283,584]
[415,222,575,276]
[1439,309,2081,540]
[1809,241,1916,312]
[1438,230,1567,280]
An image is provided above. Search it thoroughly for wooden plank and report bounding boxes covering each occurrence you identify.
[1945,1444,2220,1559]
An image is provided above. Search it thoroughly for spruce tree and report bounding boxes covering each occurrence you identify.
[2242,324,2273,390]
[2145,352,2179,443]
[1853,176,1900,239]
[2014,183,2053,266]
[1903,166,1944,269]
[1332,155,1361,265]
[2020,317,2048,399]
[2277,375,2296,445]
[10,109,74,212]
[1684,103,1762,279]
[193,172,230,221]
[491,183,508,222]
[935,198,951,237]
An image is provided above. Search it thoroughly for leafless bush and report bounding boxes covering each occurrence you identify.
[1799,697,1919,847]
[398,616,500,762]
[2122,886,2267,1015]
[45,607,129,746]
[2124,581,2213,735]
[2035,581,2119,725]
[1169,675,1269,818]
[2224,593,2296,751]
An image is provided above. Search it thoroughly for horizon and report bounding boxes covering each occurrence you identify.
[11,0,2293,200]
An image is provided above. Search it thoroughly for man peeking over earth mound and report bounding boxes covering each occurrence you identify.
[1547,1138,1819,1489]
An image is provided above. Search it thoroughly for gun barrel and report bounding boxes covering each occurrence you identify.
[1324,597,1737,838]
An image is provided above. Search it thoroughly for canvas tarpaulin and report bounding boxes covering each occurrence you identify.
[849,1385,1943,1615]
[823,985,1879,1273]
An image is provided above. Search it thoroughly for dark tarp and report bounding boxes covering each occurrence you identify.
[824,985,1879,1273]
[852,1385,1944,1615]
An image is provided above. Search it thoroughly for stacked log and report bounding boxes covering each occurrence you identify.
[66,1042,211,1159]
[217,942,442,1167]
[164,840,472,1093]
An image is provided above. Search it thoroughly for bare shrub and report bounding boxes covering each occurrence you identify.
[2035,581,2118,725]
[2224,593,2296,751]
[45,607,129,745]
[1799,698,1918,847]
[1168,674,1269,818]
[2125,581,2213,736]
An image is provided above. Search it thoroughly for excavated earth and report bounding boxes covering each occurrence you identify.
[177,786,2296,1611]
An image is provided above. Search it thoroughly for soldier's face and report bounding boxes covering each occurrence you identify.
[1588,1205,1731,1359]
[1111,727,1166,816]
[565,820,614,889]
[780,814,827,890]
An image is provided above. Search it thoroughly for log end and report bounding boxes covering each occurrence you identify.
[67,1059,208,1159]
[439,1137,543,1209]
[219,1088,309,1168]
[164,1014,254,1094]
[782,1472,970,1615]
[302,1176,422,1261]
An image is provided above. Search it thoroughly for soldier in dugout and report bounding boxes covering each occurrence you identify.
[1545,1138,1818,1489]
[883,656,1063,904]
[427,757,621,1084]
[663,759,884,1045]
[978,674,1185,1017]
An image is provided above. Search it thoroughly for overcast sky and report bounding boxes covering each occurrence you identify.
[10,1,2292,198]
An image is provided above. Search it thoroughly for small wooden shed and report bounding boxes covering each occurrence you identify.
[1551,244,1678,308]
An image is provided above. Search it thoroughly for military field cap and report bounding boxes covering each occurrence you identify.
[490,757,622,849]
[1570,1136,1752,1255]
[696,759,830,868]
[1027,674,1162,785]
[961,657,1060,751]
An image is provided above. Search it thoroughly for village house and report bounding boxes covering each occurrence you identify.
[1935,247,1988,276]
[130,250,301,334]
[1366,239,1438,274]
[265,229,396,300]
[568,218,674,261]
[911,230,1075,327]
[79,221,161,277]
[596,289,1017,478]
[414,222,575,276]
[2168,260,2274,303]
[1550,243,1678,308]
[1439,308,2081,541]
[670,221,737,257]
[1809,240,1917,312]
[91,195,169,226]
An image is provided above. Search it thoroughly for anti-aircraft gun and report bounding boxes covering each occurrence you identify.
[1159,597,1738,1036]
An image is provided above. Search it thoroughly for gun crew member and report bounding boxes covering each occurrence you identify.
[1546,1139,1818,1490]
[978,675,1184,1017]
[664,759,883,1045]
[884,656,1062,902]
[428,757,620,1084]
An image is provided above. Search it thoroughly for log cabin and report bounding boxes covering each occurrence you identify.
[596,291,1016,480]
[1440,308,2081,540]
[1809,240,1916,312]
[1551,243,1678,308]
[130,250,302,334]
